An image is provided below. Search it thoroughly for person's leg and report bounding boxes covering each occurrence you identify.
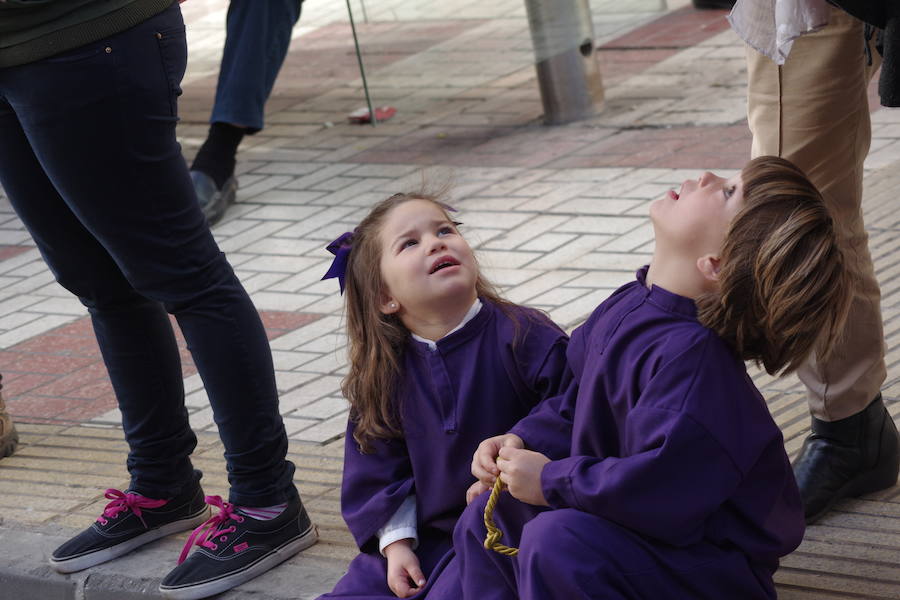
[1,2,295,508]
[452,491,546,600]
[747,7,884,419]
[191,0,303,224]
[0,95,208,573]
[517,510,773,600]
[211,0,302,131]
[0,374,18,459]
[0,2,312,588]
[0,99,197,496]
[745,6,899,523]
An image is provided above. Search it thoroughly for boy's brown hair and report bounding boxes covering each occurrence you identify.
[342,193,518,452]
[696,156,852,376]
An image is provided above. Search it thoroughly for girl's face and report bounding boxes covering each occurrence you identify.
[378,199,478,316]
[650,170,744,258]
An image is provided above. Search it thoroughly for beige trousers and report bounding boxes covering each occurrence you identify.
[745,7,885,421]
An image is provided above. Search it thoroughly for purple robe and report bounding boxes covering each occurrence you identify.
[452,267,805,600]
[318,299,569,599]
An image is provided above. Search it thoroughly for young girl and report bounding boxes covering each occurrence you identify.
[316,193,570,599]
[453,156,850,600]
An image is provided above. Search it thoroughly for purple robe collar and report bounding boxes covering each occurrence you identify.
[411,298,483,350]
[407,297,495,356]
[636,265,697,319]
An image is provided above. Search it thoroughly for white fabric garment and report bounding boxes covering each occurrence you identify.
[728,0,830,64]
[377,495,418,555]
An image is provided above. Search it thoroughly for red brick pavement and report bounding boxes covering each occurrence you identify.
[180,20,482,123]
[598,6,733,87]
[345,6,747,169]
[548,124,753,170]
[340,5,881,171]
[603,5,733,49]
[0,245,32,261]
[1,311,320,425]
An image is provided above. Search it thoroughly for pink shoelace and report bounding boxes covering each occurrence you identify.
[178,495,244,564]
[96,489,167,528]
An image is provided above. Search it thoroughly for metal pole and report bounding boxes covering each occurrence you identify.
[524,0,604,125]
[358,0,369,25]
[345,0,377,126]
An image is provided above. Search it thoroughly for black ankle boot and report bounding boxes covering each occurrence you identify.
[793,394,900,524]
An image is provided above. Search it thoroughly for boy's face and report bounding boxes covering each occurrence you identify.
[650,170,744,259]
[378,199,478,316]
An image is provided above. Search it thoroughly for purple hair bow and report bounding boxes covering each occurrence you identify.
[322,231,355,294]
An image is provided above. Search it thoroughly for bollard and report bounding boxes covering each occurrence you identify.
[524,0,604,125]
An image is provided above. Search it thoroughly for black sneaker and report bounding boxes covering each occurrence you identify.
[159,492,318,600]
[50,475,210,573]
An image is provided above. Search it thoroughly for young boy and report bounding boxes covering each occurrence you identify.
[454,156,850,599]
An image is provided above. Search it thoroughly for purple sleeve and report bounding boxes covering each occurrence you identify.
[508,326,582,460]
[538,334,756,546]
[509,381,577,460]
[340,420,415,551]
[518,313,570,403]
[540,408,741,546]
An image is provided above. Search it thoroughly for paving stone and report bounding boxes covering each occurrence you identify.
[527,234,612,270]
[292,396,350,420]
[290,414,348,444]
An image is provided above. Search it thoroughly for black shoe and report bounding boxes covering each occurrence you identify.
[692,0,735,9]
[191,170,236,227]
[159,492,318,600]
[50,474,210,573]
[793,394,900,524]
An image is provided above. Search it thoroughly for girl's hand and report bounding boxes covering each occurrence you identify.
[384,539,426,598]
[472,433,524,485]
[496,446,551,506]
[465,480,491,504]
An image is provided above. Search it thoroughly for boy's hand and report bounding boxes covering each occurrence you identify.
[465,480,491,504]
[496,446,551,506]
[472,433,523,486]
[384,539,426,598]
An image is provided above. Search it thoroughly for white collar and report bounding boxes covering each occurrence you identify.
[411,298,483,350]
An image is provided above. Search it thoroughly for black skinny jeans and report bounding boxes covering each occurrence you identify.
[0,3,295,506]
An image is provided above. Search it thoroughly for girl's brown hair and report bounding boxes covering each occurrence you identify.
[342,193,519,452]
[696,156,852,376]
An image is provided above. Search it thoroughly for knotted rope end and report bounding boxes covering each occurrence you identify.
[482,476,519,557]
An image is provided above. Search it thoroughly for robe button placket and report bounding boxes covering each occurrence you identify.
[428,349,457,434]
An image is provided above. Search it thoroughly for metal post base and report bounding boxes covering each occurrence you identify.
[525,0,605,125]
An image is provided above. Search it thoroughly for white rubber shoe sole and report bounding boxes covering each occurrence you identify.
[158,523,319,600]
[49,506,211,574]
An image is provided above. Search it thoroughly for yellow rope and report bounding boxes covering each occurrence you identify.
[483,476,518,556]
